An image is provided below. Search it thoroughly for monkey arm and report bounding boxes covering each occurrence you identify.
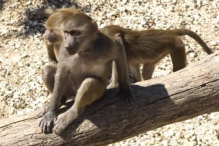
[39,64,69,133]
[48,66,69,111]
[114,39,135,105]
[44,39,58,64]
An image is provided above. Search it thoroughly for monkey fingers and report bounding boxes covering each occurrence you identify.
[119,86,135,105]
[53,109,78,135]
[39,111,57,134]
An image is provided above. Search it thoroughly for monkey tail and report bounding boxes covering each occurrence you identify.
[35,8,57,16]
[175,29,213,54]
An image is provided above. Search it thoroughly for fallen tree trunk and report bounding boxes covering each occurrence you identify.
[1,52,219,146]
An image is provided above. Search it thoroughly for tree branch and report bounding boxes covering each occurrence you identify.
[1,52,219,146]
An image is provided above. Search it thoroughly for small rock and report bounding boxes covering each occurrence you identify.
[172,0,177,4]
[210,41,217,46]
[32,21,37,26]
[162,140,168,146]
[217,15,219,22]
[1,29,8,34]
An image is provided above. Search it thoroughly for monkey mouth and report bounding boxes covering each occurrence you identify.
[66,46,75,50]
[65,44,78,54]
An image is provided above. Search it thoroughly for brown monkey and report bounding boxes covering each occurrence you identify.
[36,8,81,64]
[101,25,213,85]
[39,13,135,135]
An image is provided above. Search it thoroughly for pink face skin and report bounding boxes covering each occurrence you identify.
[43,29,60,43]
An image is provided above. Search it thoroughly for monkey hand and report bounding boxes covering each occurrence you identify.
[119,85,135,105]
[39,111,57,134]
[53,108,79,135]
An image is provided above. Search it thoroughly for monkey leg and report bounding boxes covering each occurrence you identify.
[53,77,106,135]
[170,38,187,72]
[107,61,118,89]
[42,64,57,93]
[130,65,141,82]
[142,63,156,80]
[42,64,76,97]
[40,66,77,133]
[41,64,76,114]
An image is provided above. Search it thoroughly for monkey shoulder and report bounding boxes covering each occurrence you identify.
[96,32,114,46]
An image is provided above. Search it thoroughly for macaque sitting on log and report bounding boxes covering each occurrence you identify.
[36,8,82,64]
[101,25,213,86]
[40,13,135,135]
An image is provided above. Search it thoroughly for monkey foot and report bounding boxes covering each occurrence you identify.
[39,111,57,134]
[53,109,78,135]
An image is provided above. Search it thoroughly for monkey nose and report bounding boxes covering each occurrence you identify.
[65,46,69,49]
[65,45,75,51]
[65,46,72,50]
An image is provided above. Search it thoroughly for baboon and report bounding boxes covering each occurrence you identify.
[101,25,213,86]
[39,13,135,135]
[37,8,81,64]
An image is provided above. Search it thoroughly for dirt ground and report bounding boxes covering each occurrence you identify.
[0,0,219,145]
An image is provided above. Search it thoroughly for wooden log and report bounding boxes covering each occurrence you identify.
[1,52,219,146]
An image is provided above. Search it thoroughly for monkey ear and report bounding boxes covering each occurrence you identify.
[91,21,98,31]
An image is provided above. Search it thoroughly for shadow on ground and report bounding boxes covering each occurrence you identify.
[18,0,92,37]
[0,0,6,11]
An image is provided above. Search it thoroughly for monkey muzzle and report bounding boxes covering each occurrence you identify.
[65,43,79,54]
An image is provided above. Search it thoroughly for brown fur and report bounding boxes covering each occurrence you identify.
[37,8,82,64]
[101,25,213,83]
[39,14,134,135]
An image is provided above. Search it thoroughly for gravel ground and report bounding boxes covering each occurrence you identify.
[0,0,219,145]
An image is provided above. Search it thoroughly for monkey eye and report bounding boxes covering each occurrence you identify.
[64,30,80,36]
[69,30,80,36]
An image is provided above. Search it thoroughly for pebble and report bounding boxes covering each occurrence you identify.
[1,0,219,145]
[217,15,219,22]
[210,41,217,46]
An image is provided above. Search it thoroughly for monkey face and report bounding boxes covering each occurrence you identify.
[62,13,98,54]
[63,29,82,54]
[43,29,62,43]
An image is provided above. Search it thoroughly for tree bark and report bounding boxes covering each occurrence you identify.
[1,52,219,146]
